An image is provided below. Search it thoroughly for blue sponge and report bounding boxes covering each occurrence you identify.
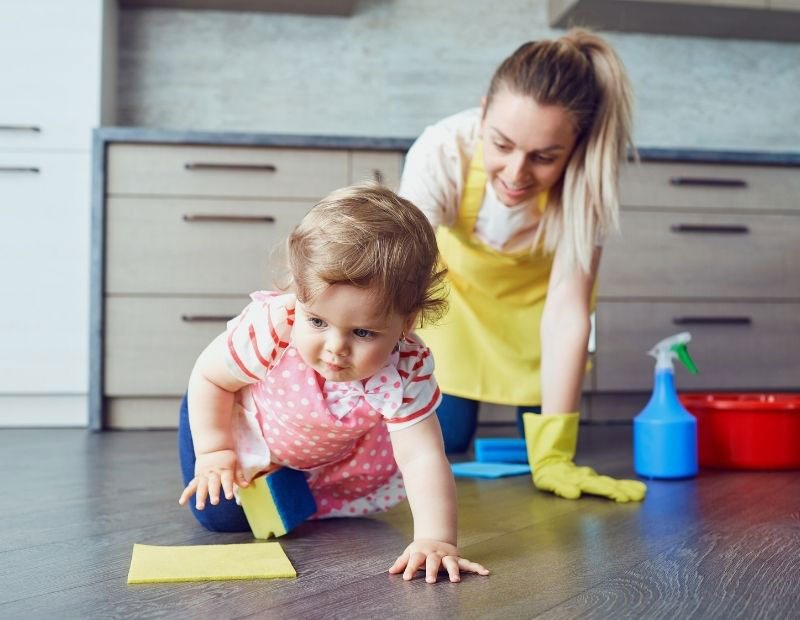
[238,468,317,539]
[474,438,529,464]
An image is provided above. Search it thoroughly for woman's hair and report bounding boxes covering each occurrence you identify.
[485,28,635,273]
[283,183,447,327]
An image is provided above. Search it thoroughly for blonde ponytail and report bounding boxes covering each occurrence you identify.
[485,28,635,273]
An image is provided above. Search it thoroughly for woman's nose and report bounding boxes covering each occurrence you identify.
[507,152,528,183]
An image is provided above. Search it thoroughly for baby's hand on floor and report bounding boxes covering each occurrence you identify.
[178,449,249,510]
[389,539,490,583]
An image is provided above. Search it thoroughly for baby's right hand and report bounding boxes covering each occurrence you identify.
[178,449,249,510]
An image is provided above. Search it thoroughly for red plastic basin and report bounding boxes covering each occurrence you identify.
[679,393,800,470]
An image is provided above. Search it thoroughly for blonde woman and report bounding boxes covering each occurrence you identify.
[400,29,646,502]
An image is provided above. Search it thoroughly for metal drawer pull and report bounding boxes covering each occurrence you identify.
[184,162,277,172]
[673,316,752,326]
[183,214,276,223]
[0,166,40,173]
[0,125,41,132]
[373,169,384,184]
[669,177,747,188]
[670,224,749,234]
[181,315,235,323]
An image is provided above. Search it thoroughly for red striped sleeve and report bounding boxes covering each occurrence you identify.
[385,386,441,425]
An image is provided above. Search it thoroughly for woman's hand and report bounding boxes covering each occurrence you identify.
[389,539,490,583]
[178,449,249,509]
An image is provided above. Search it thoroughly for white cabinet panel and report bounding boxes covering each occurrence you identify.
[0,152,91,392]
[0,2,104,151]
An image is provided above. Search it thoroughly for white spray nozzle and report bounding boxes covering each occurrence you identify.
[648,332,698,374]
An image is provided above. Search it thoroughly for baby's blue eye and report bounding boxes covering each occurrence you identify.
[309,317,326,328]
[353,328,374,338]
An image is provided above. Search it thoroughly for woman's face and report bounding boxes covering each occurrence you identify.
[480,89,578,207]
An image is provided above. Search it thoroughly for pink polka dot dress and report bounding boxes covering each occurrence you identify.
[224,291,442,519]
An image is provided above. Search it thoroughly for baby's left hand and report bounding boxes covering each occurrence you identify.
[389,539,490,583]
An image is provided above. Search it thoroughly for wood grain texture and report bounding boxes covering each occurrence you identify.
[1,425,798,619]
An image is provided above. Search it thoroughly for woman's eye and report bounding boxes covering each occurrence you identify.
[533,155,556,164]
[494,142,511,153]
[353,328,374,338]
[309,317,326,328]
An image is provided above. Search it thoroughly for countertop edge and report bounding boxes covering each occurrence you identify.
[93,127,800,166]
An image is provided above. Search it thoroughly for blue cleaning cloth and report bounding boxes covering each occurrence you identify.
[474,438,529,463]
[451,461,531,479]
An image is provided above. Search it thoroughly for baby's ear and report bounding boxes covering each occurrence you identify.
[402,313,419,336]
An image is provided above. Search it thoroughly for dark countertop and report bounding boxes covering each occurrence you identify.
[94,127,800,167]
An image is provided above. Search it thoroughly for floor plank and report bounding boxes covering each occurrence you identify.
[0,426,798,619]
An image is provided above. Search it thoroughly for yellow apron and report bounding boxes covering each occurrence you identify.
[417,142,553,405]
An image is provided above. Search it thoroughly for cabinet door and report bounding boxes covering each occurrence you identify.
[104,296,250,396]
[350,151,405,190]
[0,2,103,151]
[106,197,313,295]
[0,152,90,392]
[595,301,800,390]
[598,210,800,299]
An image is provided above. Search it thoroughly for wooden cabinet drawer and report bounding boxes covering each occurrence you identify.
[598,210,800,299]
[106,197,311,295]
[595,301,800,391]
[105,296,250,396]
[620,161,800,211]
[350,151,404,190]
[107,144,349,198]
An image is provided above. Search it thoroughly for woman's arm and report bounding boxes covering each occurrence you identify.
[539,246,601,415]
[388,415,489,583]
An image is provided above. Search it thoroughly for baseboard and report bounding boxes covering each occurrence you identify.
[0,394,88,427]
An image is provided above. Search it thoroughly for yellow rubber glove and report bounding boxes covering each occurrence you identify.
[523,412,646,503]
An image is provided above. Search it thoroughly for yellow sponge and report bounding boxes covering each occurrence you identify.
[238,467,317,539]
[127,543,295,583]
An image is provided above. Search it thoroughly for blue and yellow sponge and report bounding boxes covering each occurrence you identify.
[238,468,317,539]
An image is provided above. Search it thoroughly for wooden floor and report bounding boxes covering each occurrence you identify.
[1,424,798,620]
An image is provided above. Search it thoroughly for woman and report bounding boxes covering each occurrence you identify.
[399,28,646,502]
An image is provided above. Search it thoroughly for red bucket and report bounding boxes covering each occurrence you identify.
[679,393,800,470]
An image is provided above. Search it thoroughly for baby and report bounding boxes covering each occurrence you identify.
[178,183,489,583]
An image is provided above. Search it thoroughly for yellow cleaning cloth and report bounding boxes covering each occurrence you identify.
[127,543,296,584]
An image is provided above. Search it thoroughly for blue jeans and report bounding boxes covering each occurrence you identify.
[436,393,541,453]
[178,394,250,532]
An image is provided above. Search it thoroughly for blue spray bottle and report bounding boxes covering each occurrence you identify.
[633,332,699,479]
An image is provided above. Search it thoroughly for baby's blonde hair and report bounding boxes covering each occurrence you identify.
[284,183,447,327]
[485,28,635,273]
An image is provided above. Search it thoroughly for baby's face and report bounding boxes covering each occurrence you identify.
[293,283,411,383]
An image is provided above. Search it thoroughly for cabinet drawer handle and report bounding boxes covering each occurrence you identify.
[673,316,752,326]
[0,125,41,132]
[0,166,40,173]
[183,214,276,223]
[181,314,235,323]
[670,224,749,234]
[669,177,747,188]
[373,168,385,184]
[184,162,277,173]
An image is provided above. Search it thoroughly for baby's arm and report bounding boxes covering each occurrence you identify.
[389,415,490,583]
[178,332,250,509]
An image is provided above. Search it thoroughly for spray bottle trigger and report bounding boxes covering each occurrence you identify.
[672,343,698,374]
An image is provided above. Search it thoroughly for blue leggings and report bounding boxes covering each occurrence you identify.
[436,393,541,453]
[178,395,250,532]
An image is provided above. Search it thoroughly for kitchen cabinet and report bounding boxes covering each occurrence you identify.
[549,0,800,42]
[92,131,404,428]
[0,1,117,426]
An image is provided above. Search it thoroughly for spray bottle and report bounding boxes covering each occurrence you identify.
[633,332,699,479]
